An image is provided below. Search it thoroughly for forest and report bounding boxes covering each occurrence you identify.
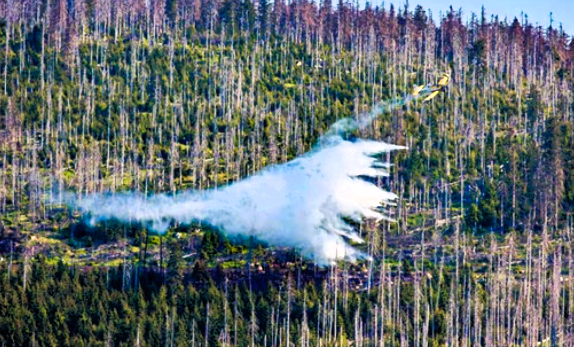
[1,0,574,346]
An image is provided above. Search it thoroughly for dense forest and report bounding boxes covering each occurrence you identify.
[1,0,574,346]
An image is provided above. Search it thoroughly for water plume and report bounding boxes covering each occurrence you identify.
[60,96,410,264]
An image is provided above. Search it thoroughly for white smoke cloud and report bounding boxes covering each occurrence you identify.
[60,98,409,265]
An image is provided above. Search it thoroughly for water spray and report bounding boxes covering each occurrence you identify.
[57,96,411,265]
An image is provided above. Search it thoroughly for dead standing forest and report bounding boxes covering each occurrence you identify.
[1,0,574,346]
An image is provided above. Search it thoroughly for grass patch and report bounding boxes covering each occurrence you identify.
[29,235,66,246]
[221,260,247,269]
